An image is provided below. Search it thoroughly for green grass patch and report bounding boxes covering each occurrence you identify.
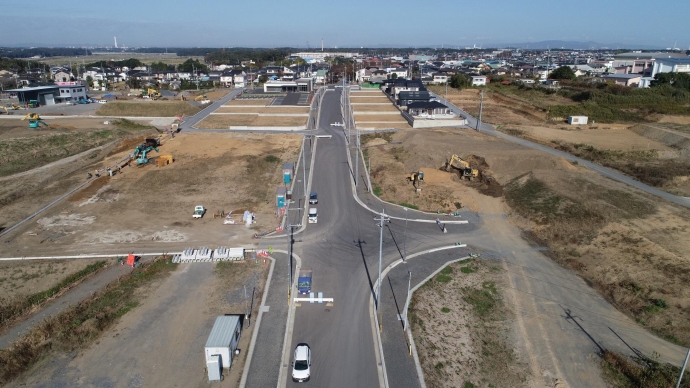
[463,282,499,317]
[0,257,178,385]
[0,261,108,326]
[263,155,279,163]
[399,202,419,210]
[441,307,451,313]
[373,186,383,196]
[460,266,475,274]
[436,274,452,283]
[440,266,453,275]
[110,118,156,131]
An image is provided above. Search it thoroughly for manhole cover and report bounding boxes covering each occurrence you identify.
[324,309,330,312]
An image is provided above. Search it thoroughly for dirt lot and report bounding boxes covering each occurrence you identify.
[197,114,307,128]
[353,113,403,121]
[364,128,690,349]
[0,132,301,257]
[351,104,399,112]
[224,99,271,106]
[0,260,101,306]
[357,121,410,129]
[350,97,391,103]
[11,260,269,388]
[410,259,530,388]
[95,101,201,117]
[215,106,310,114]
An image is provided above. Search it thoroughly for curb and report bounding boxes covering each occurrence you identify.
[239,254,276,388]
[277,249,301,387]
[370,246,470,388]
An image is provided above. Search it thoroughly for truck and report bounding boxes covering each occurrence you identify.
[193,205,206,219]
[298,270,313,294]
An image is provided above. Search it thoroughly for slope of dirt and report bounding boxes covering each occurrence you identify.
[364,127,690,348]
[95,101,201,117]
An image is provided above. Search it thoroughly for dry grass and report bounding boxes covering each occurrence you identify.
[196,115,256,128]
[410,260,529,388]
[253,116,306,126]
[95,101,201,117]
[350,92,384,96]
[601,350,690,388]
[215,107,310,114]
[0,257,178,385]
[224,99,271,106]
[352,104,399,112]
[353,114,403,121]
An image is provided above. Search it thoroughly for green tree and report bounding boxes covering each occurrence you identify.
[150,61,173,71]
[391,73,398,79]
[86,75,93,88]
[549,66,576,80]
[178,58,208,73]
[449,74,469,89]
[259,75,268,84]
[126,77,142,89]
[650,72,690,90]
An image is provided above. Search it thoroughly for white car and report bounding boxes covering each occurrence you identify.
[97,100,108,104]
[308,207,317,224]
[292,343,311,382]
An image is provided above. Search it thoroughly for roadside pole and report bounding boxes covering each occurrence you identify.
[476,89,484,131]
[403,271,412,330]
[403,208,408,262]
[375,209,390,311]
[677,347,690,388]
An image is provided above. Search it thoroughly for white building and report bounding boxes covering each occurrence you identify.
[56,81,88,103]
[291,52,359,62]
[650,58,690,78]
[205,315,242,381]
[471,76,487,86]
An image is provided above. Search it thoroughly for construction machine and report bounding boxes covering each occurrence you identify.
[406,171,424,188]
[10,104,25,110]
[27,100,39,108]
[194,94,207,101]
[0,106,11,115]
[446,154,479,180]
[21,113,49,128]
[132,138,160,165]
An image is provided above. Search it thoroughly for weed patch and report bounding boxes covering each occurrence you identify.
[0,257,178,384]
[399,202,419,210]
[436,274,452,283]
[601,350,690,388]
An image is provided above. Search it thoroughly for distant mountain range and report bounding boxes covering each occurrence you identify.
[488,40,665,50]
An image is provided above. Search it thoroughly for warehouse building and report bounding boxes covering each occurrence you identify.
[5,81,88,106]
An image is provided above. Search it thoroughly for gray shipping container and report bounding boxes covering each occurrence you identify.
[205,315,242,372]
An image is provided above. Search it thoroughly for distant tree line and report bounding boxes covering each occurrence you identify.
[0,47,91,58]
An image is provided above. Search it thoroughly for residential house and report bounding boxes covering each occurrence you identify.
[470,76,487,86]
[384,79,426,99]
[603,73,642,87]
[407,101,452,117]
[53,70,72,82]
[431,73,448,84]
[397,90,433,107]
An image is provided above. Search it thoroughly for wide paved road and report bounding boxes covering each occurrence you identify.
[285,89,471,387]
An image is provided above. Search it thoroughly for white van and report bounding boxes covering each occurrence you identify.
[308,208,317,223]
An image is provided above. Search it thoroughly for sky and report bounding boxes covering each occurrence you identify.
[0,0,688,49]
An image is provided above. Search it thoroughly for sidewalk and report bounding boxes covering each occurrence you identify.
[244,252,290,388]
[379,248,471,388]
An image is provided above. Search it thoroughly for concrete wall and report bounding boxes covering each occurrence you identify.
[412,118,468,128]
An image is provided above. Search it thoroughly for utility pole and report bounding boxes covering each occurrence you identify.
[476,89,484,131]
[286,224,294,303]
[302,136,307,197]
[374,209,390,311]
[403,271,412,330]
[403,208,408,262]
[677,347,690,388]
[355,126,360,187]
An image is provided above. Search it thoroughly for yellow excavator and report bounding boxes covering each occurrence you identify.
[21,113,48,128]
[0,106,11,115]
[147,88,162,100]
[446,154,479,180]
[406,171,424,188]
[194,94,207,101]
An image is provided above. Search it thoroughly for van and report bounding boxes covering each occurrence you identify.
[308,208,317,223]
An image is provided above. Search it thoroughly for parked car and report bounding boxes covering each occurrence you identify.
[292,343,311,382]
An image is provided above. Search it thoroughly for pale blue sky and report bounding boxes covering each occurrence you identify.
[0,0,688,49]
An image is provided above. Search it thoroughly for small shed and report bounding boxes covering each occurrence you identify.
[205,315,242,381]
[567,116,588,125]
[276,186,287,208]
[282,162,294,184]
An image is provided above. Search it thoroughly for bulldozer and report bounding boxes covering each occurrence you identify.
[21,113,49,128]
[406,171,424,188]
[445,154,479,180]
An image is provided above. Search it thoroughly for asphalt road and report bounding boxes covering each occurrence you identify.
[285,89,476,387]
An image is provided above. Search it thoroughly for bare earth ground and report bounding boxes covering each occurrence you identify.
[365,128,690,384]
[411,259,530,388]
[357,122,411,129]
[349,97,391,103]
[215,107,310,114]
[350,91,385,96]
[0,132,301,257]
[350,104,400,112]
[353,114,403,121]
[197,114,307,128]
[10,260,269,388]
[0,260,99,305]
[95,101,202,117]
[224,99,271,106]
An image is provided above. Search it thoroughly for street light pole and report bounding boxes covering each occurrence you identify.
[375,209,389,311]
[404,208,408,262]
[476,89,484,131]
